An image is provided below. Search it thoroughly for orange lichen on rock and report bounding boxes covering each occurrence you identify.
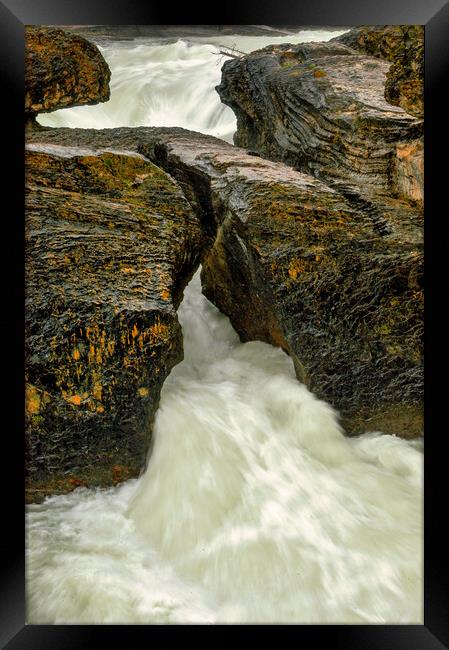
[25,384,41,415]
[288,259,308,279]
[149,320,169,343]
[88,343,96,364]
[395,139,424,204]
[65,394,82,406]
[68,477,88,488]
[111,464,134,485]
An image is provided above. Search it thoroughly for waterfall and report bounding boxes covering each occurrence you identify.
[27,29,423,624]
[37,29,348,141]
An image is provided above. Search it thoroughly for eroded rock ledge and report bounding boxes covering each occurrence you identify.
[25,141,202,501]
[28,126,423,442]
[25,26,111,122]
[216,41,423,208]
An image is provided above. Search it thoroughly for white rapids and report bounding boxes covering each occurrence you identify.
[28,29,423,624]
[26,271,423,624]
[37,29,348,141]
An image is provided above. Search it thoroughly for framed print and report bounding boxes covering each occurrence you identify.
[1,0,447,647]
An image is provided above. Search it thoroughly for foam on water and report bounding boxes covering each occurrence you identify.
[27,271,423,624]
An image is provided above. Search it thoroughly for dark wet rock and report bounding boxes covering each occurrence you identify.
[216,41,423,207]
[333,26,424,119]
[25,26,111,121]
[25,142,202,502]
[28,127,423,440]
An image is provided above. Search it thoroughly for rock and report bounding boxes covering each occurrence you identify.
[25,141,202,502]
[25,26,111,120]
[28,127,423,439]
[216,41,423,207]
[333,26,424,119]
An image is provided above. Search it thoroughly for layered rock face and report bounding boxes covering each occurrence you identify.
[216,41,423,207]
[29,127,424,439]
[333,26,424,119]
[25,26,111,120]
[25,142,202,502]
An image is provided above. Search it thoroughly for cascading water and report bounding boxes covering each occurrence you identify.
[28,29,423,624]
[36,30,348,140]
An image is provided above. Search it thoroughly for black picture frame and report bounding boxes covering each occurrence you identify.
[1,0,447,647]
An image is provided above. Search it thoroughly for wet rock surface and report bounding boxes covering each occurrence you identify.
[25,142,202,501]
[25,26,111,121]
[28,127,424,440]
[216,41,423,208]
[333,26,424,119]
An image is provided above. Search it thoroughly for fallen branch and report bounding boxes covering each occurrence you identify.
[217,50,243,59]
[213,44,246,59]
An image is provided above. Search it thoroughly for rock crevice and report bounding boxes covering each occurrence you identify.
[28,126,423,441]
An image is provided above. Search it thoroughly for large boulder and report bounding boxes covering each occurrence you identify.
[28,127,423,440]
[216,41,423,207]
[333,26,424,119]
[25,26,111,120]
[25,141,202,502]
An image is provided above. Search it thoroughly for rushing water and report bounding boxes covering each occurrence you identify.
[37,29,348,141]
[28,30,423,624]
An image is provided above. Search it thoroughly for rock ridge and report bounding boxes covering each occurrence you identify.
[28,126,424,441]
[216,40,424,211]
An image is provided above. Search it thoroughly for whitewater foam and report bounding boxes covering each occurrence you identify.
[37,29,348,141]
[26,271,423,623]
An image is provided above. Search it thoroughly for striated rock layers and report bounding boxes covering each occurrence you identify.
[332,25,424,119]
[28,127,424,441]
[25,143,202,502]
[25,26,111,121]
[216,41,423,207]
